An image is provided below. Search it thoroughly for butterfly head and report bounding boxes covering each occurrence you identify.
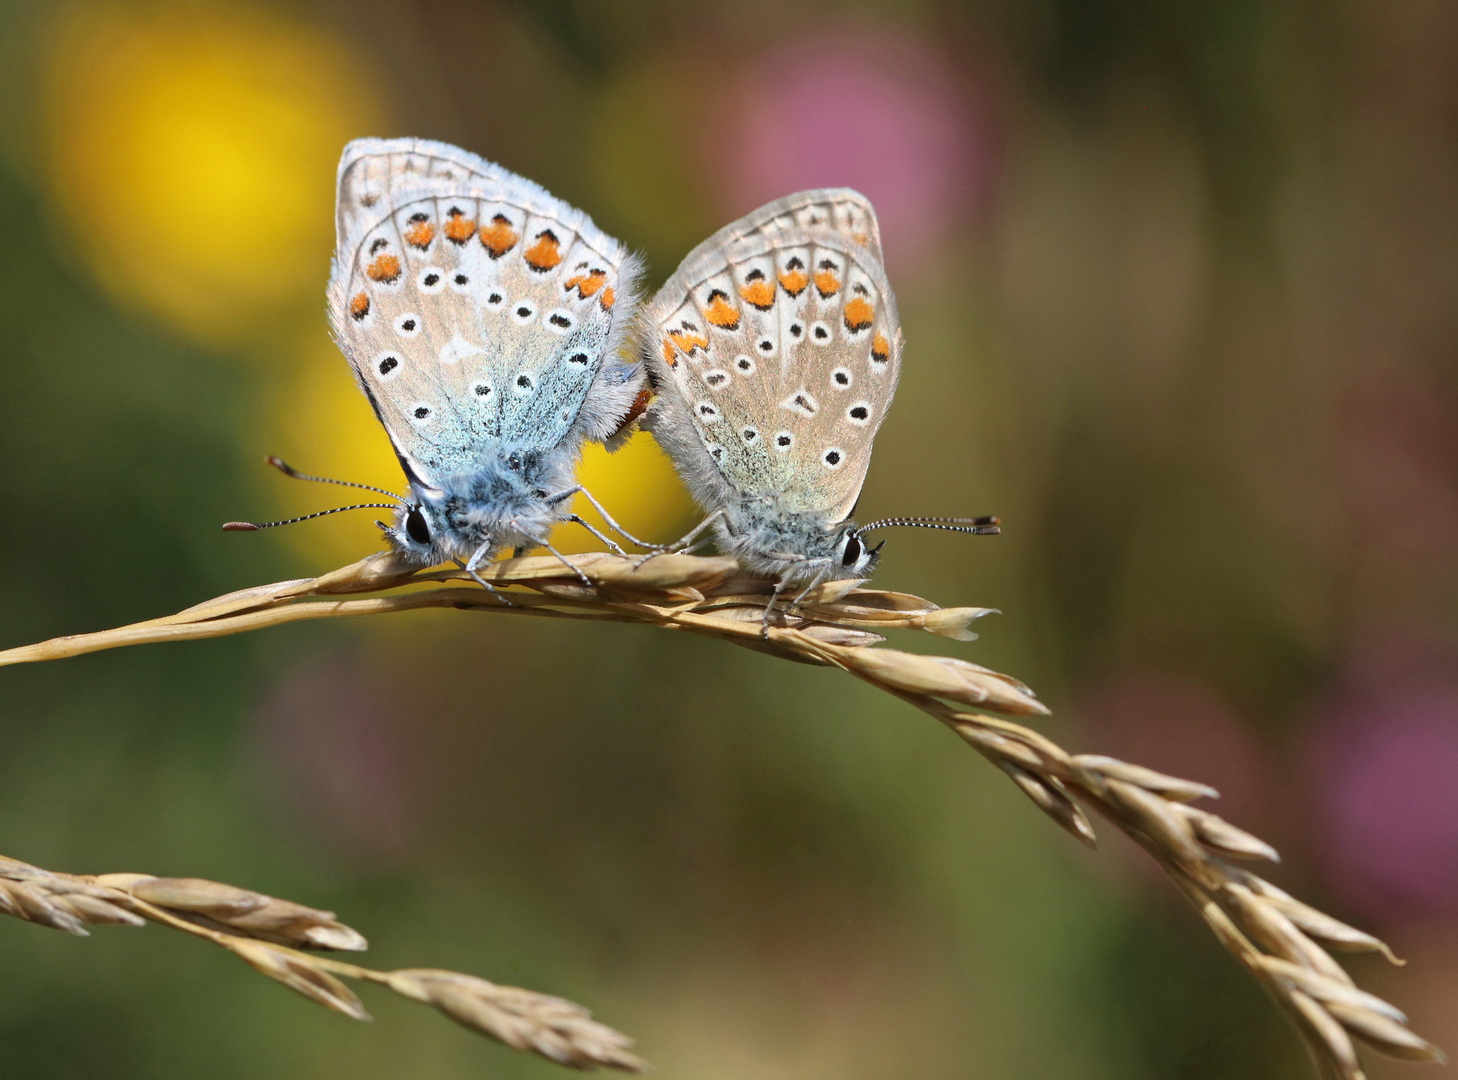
[386,446,572,565]
[834,523,884,579]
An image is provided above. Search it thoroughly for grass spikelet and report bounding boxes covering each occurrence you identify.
[0,855,643,1071]
[0,551,1442,1077]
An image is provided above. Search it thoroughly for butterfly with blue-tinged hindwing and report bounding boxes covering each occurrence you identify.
[225,138,657,600]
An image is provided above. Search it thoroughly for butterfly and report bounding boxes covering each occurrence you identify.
[227,138,652,593]
[641,189,998,615]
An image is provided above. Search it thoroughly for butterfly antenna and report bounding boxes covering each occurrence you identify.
[265,456,406,502]
[223,504,401,531]
[856,515,1002,537]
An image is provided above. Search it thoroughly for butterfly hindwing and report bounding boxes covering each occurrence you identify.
[328,138,635,482]
[645,190,902,524]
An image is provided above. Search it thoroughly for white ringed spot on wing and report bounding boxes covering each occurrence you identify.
[373,352,402,380]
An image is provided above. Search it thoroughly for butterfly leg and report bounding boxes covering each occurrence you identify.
[547,486,666,553]
[532,536,595,587]
[566,514,627,556]
[760,572,796,638]
[791,564,834,609]
[633,509,726,568]
[459,542,515,607]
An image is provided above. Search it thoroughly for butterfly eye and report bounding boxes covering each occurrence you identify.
[405,507,430,546]
[841,534,863,568]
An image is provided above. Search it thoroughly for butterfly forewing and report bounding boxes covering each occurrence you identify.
[329,138,632,481]
[646,189,902,524]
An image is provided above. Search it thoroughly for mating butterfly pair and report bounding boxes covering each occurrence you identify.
[228,138,996,607]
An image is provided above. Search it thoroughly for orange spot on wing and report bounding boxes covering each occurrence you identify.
[478,214,518,258]
[442,210,476,245]
[814,268,841,297]
[404,219,435,249]
[703,291,740,330]
[843,296,874,332]
[366,253,401,283]
[662,338,677,366]
[349,291,370,321]
[524,230,563,272]
[740,279,776,310]
[779,268,808,296]
[871,330,891,362]
[599,286,615,311]
[565,269,607,299]
[668,329,707,356]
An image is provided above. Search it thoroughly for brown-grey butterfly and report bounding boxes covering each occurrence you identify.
[641,189,998,621]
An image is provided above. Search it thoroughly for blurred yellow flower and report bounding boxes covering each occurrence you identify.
[41,2,382,346]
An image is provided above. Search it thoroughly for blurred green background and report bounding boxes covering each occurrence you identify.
[1,0,1456,1076]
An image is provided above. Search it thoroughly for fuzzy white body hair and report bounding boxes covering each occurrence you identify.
[716,499,879,584]
[383,441,577,566]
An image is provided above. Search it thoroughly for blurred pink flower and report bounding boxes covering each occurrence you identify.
[710,29,993,269]
[251,655,417,859]
[1306,679,1458,920]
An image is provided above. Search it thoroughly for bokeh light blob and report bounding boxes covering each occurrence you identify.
[256,655,416,858]
[41,3,381,345]
[712,30,989,269]
[1308,687,1458,919]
